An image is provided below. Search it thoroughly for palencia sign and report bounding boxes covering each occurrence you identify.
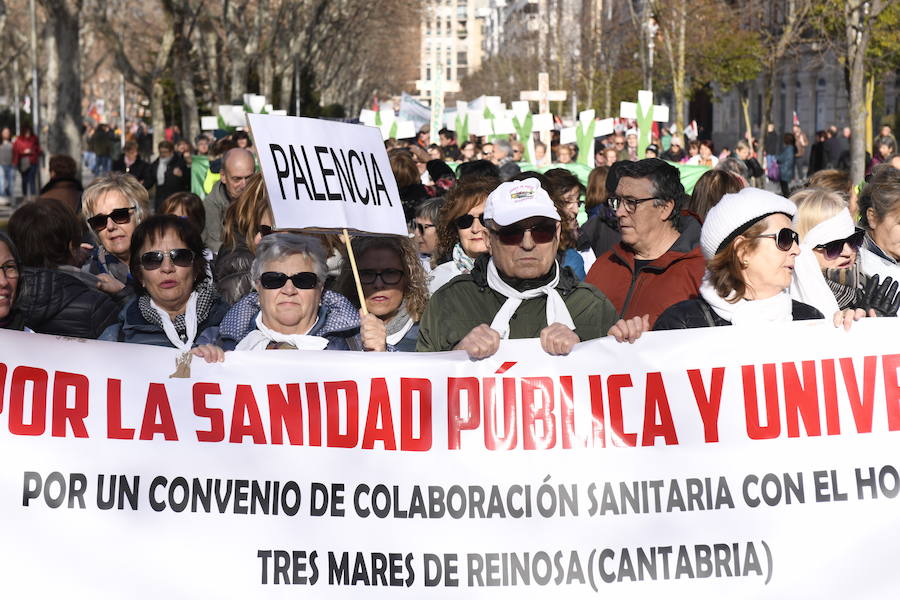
[248,114,407,236]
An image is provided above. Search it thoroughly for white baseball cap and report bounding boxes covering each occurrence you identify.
[484,178,560,226]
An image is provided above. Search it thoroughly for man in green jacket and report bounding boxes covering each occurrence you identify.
[417,178,633,358]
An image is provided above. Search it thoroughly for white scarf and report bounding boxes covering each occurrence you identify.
[236,312,329,351]
[790,209,854,317]
[487,259,575,339]
[386,318,415,346]
[700,275,793,325]
[150,292,198,352]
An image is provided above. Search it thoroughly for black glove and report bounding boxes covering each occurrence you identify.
[857,275,900,317]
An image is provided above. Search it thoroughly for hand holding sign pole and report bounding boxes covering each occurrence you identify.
[247,114,408,315]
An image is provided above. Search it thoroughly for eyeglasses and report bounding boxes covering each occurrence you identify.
[747,228,799,252]
[608,196,658,213]
[454,213,486,230]
[414,222,435,235]
[257,224,274,237]
[0,261,18,279]
[814,229,865,260]
[140,248,195,270]
[87,207,135,232]
[359,268,404,285]
[259,271,319,290]
[490,220,557,245]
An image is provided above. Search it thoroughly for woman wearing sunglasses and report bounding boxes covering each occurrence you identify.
[82,172,149,303]
[336,236,428,352]
[100,215,229,363]
[655,188,865,330]
[428,176,499,294]
[227,233,360,351]
[789,189,897,317]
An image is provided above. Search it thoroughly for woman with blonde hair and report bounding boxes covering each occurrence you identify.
[335,236,428,351]
[791,187,898,317]
[82,172,151,300]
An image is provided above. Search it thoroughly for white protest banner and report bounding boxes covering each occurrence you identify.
[247,114,406,236]
[1,319,900,597]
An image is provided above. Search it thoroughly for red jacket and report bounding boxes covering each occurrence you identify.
[12,134,41,168]
[585,229,705,327]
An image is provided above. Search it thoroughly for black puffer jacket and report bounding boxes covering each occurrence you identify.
[16,267,120,338]
[654,297,823,330]
[213,240,254,305]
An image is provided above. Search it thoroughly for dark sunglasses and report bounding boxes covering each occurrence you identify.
[490,220,557,246]
[359,268,404,285]
[257,224,274,237]
[414,222,435,235]
[454,213,486,230]
[259,271,319,290]
[748,228,799,252]
[814,229,865,260]
[140,248,195,270]
[88,207,135,232]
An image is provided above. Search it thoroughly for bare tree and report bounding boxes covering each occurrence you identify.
[93,0,174,150]
[842,0,889,184]
[41,0,83,158]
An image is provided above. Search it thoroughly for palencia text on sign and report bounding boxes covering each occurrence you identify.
[247,114,406,235]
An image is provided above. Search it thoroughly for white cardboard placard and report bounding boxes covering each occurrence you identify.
[248,114,406,236]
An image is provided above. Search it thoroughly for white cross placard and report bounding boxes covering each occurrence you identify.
[620,90,669,157]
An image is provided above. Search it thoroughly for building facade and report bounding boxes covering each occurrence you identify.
[418,0,489,103]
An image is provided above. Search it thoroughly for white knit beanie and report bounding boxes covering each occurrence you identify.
[700,188,797,259]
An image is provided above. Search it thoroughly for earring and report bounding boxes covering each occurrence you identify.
[742,259,749,267]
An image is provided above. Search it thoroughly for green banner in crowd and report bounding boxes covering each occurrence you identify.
[191,154,210,199]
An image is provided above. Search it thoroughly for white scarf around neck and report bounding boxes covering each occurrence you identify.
[487,259,575,339]
[150,291,198,352]
[700,275,793,325]
[790,209,854,317]
[386,318,415,346]
[236,312,329,351]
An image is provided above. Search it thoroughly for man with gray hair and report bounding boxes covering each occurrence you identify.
[203,147,256,252]
[490,138,521,181]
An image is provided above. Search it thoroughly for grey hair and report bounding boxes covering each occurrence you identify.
[716,157,750,181]
[251,232,328,286]
[415,195,444,222]
[494,138,513,157]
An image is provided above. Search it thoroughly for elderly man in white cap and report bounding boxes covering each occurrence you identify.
[417,178,639,358]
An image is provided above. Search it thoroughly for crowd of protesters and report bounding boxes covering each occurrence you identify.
[1,118,898,365]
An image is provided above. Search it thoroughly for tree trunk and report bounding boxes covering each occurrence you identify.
[865,75,875,155]
[202,28,223,105]
[151,79,166,155]
[759,64,777,160]
[170,5,198,143]
[278,64,292,112]
[42,0,82,159]
[739,86,752,140]
[174,50,199,143]
[261,53,274,106]
[843,0,882,186]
